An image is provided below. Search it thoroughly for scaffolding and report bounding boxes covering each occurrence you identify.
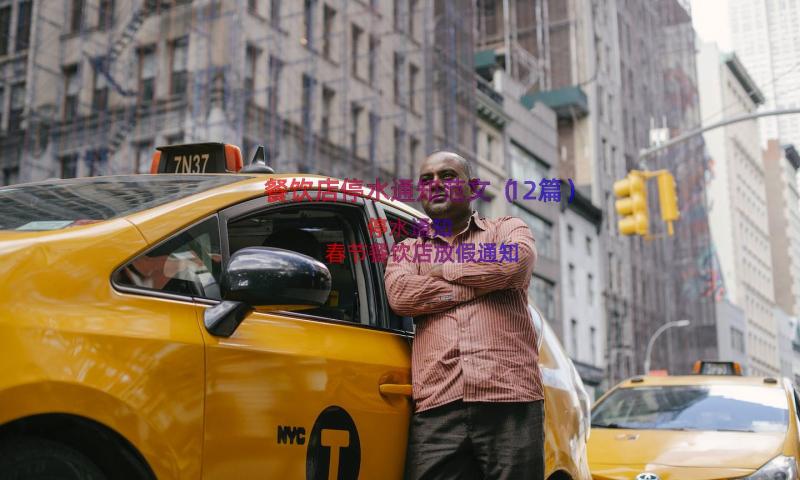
[11,0,481,184]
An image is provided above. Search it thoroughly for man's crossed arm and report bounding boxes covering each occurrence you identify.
[384,218,537,318]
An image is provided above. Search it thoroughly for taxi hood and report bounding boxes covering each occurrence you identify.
[588,428,784,470]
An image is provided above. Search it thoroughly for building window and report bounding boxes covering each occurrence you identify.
[509,142,550,182]
[245,45,258,96]
[350,102,362,155]
[568,263,576,297]
[0,86,5,128]
[731,327,745,353]
[70,0,84,33]
[98,0,114,30]
[2,165,18,186]
[270,0,281,28]
[303,0,316,48]
[63,65,80,121]
[169,37,189,98]
[60,154,78,178]
[409,63,419,113]
[590,326,597,365]
[0,6,10,56]
[267,56,283,116]
[567,224,574,245]
[351,23,362,77]
[529,275,555,320]
[587,273,594,304]
[321,85,334,140]
[408,0,418,39]
[166,132,183,145]
[15,0,31,52]
[138,46,156,102]
[302,74,315,133]
[86,149,108,177]
[9,82,24,129]
[92,62,108,112]
[510,204,554,258]
[393,127,405,175]
[322,5,336,60]
[571,318,578,357]
[586,236,592,255]
[368,35,378,85]
[409,135,420,178]
[393,0,401,31]
[368,111,379,165]
[393,52,404,105]
[477,0,498,38]
[133,140,153,173]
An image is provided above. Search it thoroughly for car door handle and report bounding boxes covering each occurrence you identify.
[379,383,413,396]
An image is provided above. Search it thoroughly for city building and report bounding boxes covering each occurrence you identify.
[645,0,718,376]
[729,0,800,147]
[775,307,799,381]
[697,42,779,376]
[559,186,605,399]
[763,141,800,317]
[5,0,478,185]
[474,0,715,382]
[715,299,749,371]
[474,57,563,339]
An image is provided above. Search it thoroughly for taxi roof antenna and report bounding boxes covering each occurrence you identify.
[240,145,275,174]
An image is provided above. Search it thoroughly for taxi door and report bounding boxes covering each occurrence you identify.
[200,195,413,479]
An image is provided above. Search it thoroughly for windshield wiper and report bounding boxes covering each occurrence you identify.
[713,428,755,433]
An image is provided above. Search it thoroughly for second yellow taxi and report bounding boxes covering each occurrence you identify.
[588,361,799,480]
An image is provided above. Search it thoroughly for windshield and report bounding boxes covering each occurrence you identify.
[0,175,247,231]
[591,384,789,433]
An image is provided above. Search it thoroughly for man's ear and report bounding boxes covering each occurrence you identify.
[465,177,477,198]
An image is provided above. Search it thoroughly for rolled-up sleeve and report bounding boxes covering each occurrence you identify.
[384,239,476,317]
[441,218,537,290]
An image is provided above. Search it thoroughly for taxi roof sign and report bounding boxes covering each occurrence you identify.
[693,360,742,376]
[150,142,243,174]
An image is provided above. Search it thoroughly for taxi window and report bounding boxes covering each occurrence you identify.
[228,205,375,325]
[385,211,417,244]
[591,384,789,433]
[0,175,246,231]
[113,215,222,300]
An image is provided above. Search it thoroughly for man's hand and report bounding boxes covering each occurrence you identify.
[474,287,494,297]
[428,264,443,278]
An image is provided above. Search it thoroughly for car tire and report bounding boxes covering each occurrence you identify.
[0,436,106,480]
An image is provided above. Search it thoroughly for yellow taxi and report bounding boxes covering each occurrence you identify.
[588,361,800,480]
[0,142,590,479]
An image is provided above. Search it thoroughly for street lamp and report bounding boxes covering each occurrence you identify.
[643,319,691,375]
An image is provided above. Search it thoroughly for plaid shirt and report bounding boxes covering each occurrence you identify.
[385,212,544,412]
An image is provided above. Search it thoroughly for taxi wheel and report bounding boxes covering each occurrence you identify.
[0,436,106,480]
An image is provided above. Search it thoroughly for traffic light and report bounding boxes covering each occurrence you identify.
[657,171,679,235]
[613,172,649,236]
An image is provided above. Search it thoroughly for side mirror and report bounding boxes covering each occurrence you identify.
[204,247,332,336]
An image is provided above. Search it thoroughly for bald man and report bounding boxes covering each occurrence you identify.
[385,151,545,479]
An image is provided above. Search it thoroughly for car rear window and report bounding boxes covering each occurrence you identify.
[0,175,249,231]
[591,384,789,433]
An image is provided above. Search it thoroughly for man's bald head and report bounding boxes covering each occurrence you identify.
[422,151,473,180]
[417,150,475,221]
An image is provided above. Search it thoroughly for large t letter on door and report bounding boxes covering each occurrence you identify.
[321,429,350,480]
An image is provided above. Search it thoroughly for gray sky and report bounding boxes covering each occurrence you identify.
[690,0,731,49]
